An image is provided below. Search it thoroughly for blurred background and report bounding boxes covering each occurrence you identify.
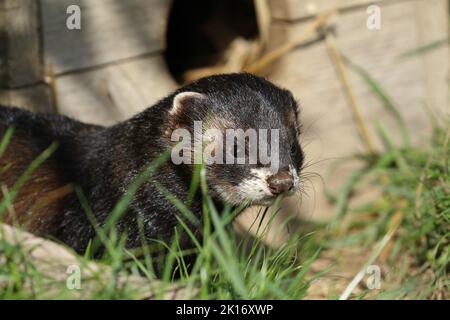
[0,0,449,298]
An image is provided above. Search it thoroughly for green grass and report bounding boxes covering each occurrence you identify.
[326,121,449,299]
[320,54,450,299]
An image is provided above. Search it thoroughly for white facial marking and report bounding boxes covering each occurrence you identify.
[211,168,273,206]
[213,165,301,206]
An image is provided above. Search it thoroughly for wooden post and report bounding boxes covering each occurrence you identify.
[0,0,52,112]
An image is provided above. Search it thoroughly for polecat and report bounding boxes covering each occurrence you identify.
[0,73,304,254]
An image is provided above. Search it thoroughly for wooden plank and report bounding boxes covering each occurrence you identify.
[53,55,177,126]
[0,0,52,112]
[41,0,171,75]
[0,0,43,87]
[269,0,384,20]
[271,0,429,153]
[414,0,449,117]
[266,0,448,220]
[0,86,52,112]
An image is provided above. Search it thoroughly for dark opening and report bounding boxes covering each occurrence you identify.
[164,0,259,83]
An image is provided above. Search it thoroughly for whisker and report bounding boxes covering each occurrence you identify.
[300,157,339,171]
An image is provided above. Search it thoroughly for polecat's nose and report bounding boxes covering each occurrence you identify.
[267,171,294,195]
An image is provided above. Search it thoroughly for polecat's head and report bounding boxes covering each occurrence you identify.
[166,73,304,206]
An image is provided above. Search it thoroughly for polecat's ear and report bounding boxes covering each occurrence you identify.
[167,92,208,136]
[169,91,207,117]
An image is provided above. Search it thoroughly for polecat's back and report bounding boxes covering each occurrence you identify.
[0,106,101,234]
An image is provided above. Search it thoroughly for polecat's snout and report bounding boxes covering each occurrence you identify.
[267,171,294,195]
